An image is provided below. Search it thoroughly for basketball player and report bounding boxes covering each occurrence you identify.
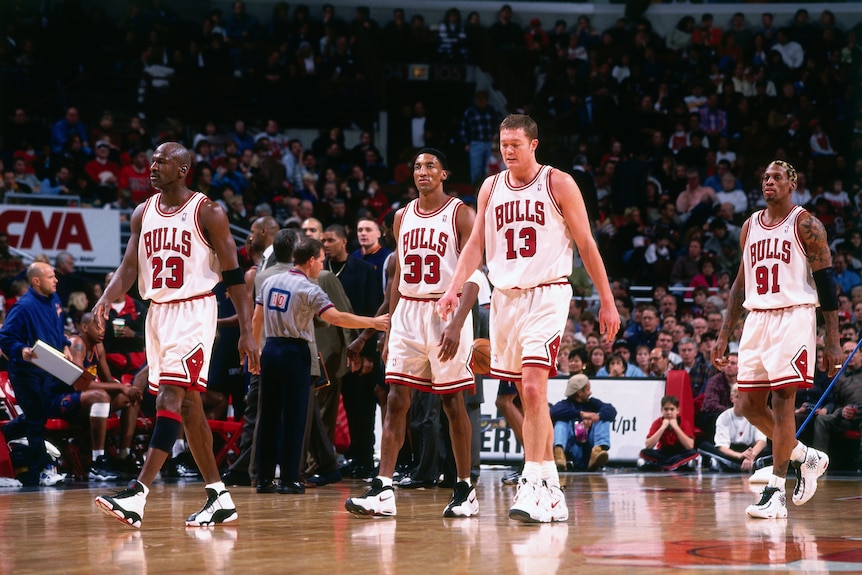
[70,312,143,481]
[345,148,482,518]
[93,142,260,528]
[437,116,620,523]
[712,160,841,519]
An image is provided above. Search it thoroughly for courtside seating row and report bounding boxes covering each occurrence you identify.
[0,371,243,480]
[665,369,861,471]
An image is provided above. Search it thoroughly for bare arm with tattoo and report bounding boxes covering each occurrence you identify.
[798,211,842,377]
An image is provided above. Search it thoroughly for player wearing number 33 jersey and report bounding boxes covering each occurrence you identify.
[138,191,219,392]
[387,195,474,391]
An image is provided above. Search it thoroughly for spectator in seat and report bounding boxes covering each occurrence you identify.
[811,339,862,468]
[551,374,616,472]
[639,395,698,470]
[698,384,770,472]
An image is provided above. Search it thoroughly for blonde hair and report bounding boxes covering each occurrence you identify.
[769,159,797,184]
[67,291,88,311]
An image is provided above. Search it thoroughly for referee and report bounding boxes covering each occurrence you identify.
[252,237,389,494]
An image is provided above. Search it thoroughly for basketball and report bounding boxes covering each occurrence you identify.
[470,338,491,375]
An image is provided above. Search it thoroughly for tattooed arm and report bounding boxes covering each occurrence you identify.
[799,211,842,377]
[712,219,750,370]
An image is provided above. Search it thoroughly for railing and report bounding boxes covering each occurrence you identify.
[4,193,81,206]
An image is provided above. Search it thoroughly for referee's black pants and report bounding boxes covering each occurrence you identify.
[256,337,311,484]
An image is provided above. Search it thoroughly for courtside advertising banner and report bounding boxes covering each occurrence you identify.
[0,206,121,267]
[478,377,666,464]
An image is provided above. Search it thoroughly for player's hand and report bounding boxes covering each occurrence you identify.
[436,291,459,322]
[346,336,367,369]
[711,339,729,370]
[597,304,620,342]
[239,333,260,375]
[125,385,143,404]
[436,324,460,362]
[824,343,843,378]
[92,299,111,325]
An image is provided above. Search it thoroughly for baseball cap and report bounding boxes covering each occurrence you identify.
[565,374,590,397]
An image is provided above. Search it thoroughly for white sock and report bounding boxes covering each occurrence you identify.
[118,448,130,459]
[172,439,186,459]
[522,461,542,483]
[378,476,393,487]
[791,441,807,462]
[541,461,560,488]
[206,481,226,493]
[458,477,472,487]
[768,475,786,491]
[92,449,104,460]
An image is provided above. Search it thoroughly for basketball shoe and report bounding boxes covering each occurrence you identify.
[509,477,551,523]
[38,465,66,486]
[443,481,479,518]
[186,487,238,526]
[89,455,121,481]
[547,483,569,522]
[345,478,397,516]
[791,446,829,506]
[746,487,787,519]
[95,480,147,528]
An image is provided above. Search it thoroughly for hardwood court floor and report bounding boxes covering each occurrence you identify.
[1,470,861,575]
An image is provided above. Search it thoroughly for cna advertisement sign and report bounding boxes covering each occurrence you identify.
[0,206,121,267]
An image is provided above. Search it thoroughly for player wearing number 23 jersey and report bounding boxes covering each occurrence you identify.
[138,191,220,391]
[138,191,220,302]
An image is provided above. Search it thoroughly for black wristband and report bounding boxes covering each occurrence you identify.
[222,266,244,286]
[812,267,839,311]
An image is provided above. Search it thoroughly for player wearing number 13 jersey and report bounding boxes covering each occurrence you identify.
[436,115,619,524]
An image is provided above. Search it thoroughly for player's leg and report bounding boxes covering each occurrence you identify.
[81,388,118,481]
[379,384,412,478]
[182,389,220,483]
[94,383,184,528]
[744,387,794,519]
[518,367,553,466]
[345,384,410,517]
[441,391,478,517]
[183,387,238,526]
[495,388,524,443]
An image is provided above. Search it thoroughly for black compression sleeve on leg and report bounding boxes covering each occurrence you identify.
[812,267,839,311]
[150,413,183,452]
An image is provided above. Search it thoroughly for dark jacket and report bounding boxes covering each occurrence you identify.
[550,396,617,423]
[0,287,70,374]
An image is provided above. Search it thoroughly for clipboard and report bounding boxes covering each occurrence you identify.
[30,340,93,391]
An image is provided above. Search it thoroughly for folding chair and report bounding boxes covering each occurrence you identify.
[208,396,244,469]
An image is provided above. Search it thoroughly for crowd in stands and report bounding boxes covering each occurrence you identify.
[1,1,862,475]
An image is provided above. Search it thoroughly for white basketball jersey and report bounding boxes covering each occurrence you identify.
[397,196,463,297]
[485,166,573,289]
[742,205,817,311]
[138,192,220,303]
